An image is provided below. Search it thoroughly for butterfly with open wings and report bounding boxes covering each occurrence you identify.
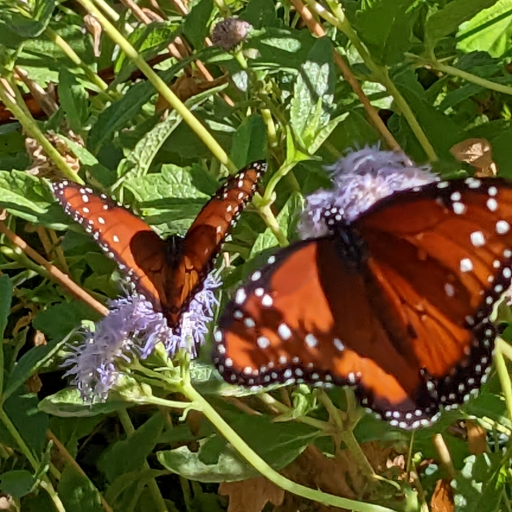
[214,167,512,429]
[52,161,267,329]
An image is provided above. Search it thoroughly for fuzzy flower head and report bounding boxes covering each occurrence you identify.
[298,146,439,239]
[65,273,221,401]
[211,18,253,50]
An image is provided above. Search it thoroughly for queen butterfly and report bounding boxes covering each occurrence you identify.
[52,161,267,327]
[213,176,512,429]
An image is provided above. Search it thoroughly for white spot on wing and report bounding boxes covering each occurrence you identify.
[444,283,455,297]
[305,333,318,348]
[460,258,473,272]
[235,288,247,304]
[470,231,486,247]
[257,336,270,349]
[496,220,510,234]
[278,323,292,340]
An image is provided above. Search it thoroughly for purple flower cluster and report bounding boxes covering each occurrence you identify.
[298,146,438,239]
[65,273,220,400]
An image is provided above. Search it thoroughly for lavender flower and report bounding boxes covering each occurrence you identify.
[297,146,438,239]
[65,273,221,401]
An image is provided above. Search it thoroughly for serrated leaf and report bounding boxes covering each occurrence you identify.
[290,38,335,149]
[58,68,88,132]
[456,0,512,58]
[123,164,209,233]
[352,0,419,65]
[115,22,179,81]
[0,171,52,219]
[426,0,500,43]
[1,0,55,39]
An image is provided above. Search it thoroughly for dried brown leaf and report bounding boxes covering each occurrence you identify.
[466,420,487,455]
[431,479,454,512]
[156,73,228,109]
[450,138,497,176]
[219,476,284,512]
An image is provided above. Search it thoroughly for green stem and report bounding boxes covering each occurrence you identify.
[261,108,278,148]
[263,161,298,203]
[46,27,110,96]
[317,391,375,479]
[311,0,437,162]
[179,382,396,512]
[118,409,169,512]
[78,0,236,173]
[257,203,289,247]
[0,408,66,512]
[0,79,82,183]
[496,338,512,422]
[431,60,512,96]
[257,393,332,431]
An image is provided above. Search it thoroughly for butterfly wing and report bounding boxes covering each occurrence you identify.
[161,160,267,325]
[214,177,512,428]
[52,181,168,307]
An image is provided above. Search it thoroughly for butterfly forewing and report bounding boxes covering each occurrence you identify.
[52,181,166,304]
[163,160,267,324]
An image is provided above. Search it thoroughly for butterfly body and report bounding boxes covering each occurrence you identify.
[214,176,512,428]
[52,161,267,328]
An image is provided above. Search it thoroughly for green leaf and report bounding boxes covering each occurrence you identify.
[123,164,209,233]
[1,0,55,39]
[0,389,48,453]
[158,415,316,482]
[229,115,267,169]
[117,110,186,180]
[290,38,335,149]
[158,444,259,482]
[99,413,166,482]
[58,466,104,512]
[33,301,100,340]
[39,388,127,417]
[50,416,102,458]
[115,22,179,81]
[183,0,213,50]
[456,0,512,57]
[352,0,419,65]
[392,69,463,161]
[88,58,194,153]
[242,0,278,28]
[0,276,12,342]
[4,327,77,399]
[0,171,58,224]
[0,470,35,499]
[58,68,88,132]
[426,0,500,43]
